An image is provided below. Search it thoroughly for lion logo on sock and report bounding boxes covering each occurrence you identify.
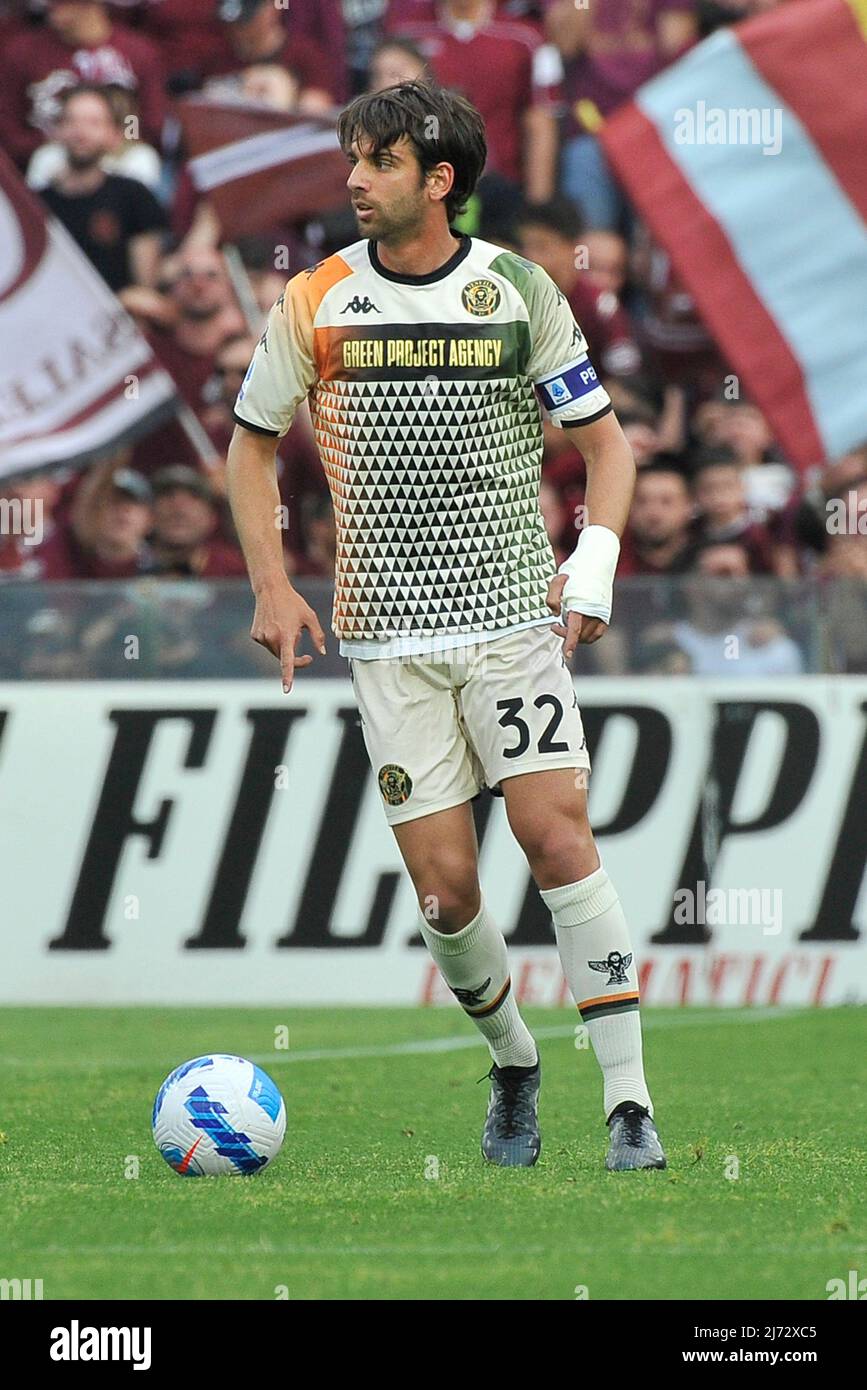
[588,951,632,986]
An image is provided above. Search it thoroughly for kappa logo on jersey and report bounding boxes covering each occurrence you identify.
[461,278,501,317]
[378,763,412,805]
[451,977,492,1008]
[588,951,633,986]
[343,295,380,314]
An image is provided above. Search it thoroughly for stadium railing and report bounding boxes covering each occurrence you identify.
[0,576,862,678]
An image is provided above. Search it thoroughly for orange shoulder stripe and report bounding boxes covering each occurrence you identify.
[285,255,354,378]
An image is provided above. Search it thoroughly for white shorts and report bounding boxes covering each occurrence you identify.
[349,624,591,826]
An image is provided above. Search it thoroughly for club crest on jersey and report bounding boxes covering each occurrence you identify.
[588,951,633,986]
[378,763,413,805]
[461,279,501,317]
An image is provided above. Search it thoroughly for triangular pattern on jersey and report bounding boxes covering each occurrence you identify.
[234,236,612,643]
[313,375,550,640]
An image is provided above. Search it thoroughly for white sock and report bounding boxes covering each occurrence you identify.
[540,866,652,1119]
[417,902,538,1069]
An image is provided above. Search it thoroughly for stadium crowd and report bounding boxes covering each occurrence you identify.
[1,0,865,674]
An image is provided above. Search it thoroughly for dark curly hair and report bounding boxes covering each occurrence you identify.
[337,79,487,224]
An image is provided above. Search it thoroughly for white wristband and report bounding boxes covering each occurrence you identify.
[557,524,620,626]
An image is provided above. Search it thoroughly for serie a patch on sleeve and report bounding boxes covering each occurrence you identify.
[535,356,602,412]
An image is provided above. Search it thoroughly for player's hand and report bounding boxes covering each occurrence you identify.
[250,581,326,692]
[546,573,608,658]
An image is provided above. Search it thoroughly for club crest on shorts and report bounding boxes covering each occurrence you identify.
[378,763,413,805]
[588,951,632,986]
[461,278,501,317]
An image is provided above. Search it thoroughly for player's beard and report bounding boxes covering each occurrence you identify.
[354,183,427,247]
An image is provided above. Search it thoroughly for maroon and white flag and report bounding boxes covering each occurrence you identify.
[0,149,178,476]
[179,100,349,238]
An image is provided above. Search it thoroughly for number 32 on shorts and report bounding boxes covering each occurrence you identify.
[496,694,574,758]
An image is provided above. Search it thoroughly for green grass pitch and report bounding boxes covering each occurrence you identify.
[1,1005,863,1301]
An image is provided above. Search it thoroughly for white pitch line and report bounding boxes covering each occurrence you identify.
[0,1006,811,1072]
[252,1007,810,1066]
[25,1240,867,1261]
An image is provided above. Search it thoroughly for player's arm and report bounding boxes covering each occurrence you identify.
[226,425,326,693]
[547,410,636,657]
[226,280,325,691]
[525,264,635,655]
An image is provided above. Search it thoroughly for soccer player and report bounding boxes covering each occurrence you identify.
[227,81,666,1172]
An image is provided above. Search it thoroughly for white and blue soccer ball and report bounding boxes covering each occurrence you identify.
[152,1054,286,1177]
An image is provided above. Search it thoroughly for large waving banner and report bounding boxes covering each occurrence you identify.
[601,0,867,470]
[179,101,348,239]
[0,149,177,475]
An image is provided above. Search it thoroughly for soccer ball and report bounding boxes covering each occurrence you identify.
[152,1054,286,1177]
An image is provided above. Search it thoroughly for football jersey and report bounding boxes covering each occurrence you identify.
[233,233,612,657]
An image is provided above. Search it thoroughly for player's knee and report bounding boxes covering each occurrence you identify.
[414,859,480,931]
[519,816,598,890]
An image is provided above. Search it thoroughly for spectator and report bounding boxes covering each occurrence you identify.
[0,0,167,168]
[389,0,562,204]
[231,235,308,317]
[368,36,428,91]
[38,87,167,292]
[821,526,867,673]
[211,0,335,113]
[580,228,629,298]
[129,247,247,415]
[632,228,725,398]
[618,460,697,576]
[0,471,64,580]
[545,0,697,228]
[197,329,328,562]
[518,196,642,378]
[691,447,776,573]
[203,61,302,110]
[171,64,319,250]
[26,83,162,192]
[619,410,661,468]
[779,449,867,567]
[283,0,389,100]
[34,466,153,579]
[666,542,804,675]
[633,636,692,674]
[706,398,795,515]
[125,246,247,471]
[137,0,236,95]
[149,467,247,577]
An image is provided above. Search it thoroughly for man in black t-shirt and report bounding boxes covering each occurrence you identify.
[39,85,166,292]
